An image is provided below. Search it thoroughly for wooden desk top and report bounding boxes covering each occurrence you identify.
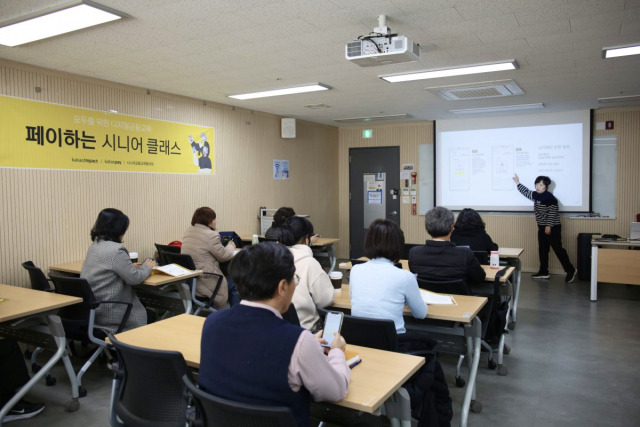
[341,259,514,282]
[591,239,640,247]
[113,313,424,414]
[49,261,203,287]
[0,283,82,323]
[332,285,486,323]
[499,247,524,258]
[240,235,340,247]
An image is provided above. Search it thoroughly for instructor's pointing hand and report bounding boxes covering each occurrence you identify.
[512,174,519,185]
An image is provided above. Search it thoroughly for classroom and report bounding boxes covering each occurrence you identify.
[1,1,639,426]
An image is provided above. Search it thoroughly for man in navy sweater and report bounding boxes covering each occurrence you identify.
[198,242,350,426]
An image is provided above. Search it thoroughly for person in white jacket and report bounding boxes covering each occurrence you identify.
[279,217,335,330]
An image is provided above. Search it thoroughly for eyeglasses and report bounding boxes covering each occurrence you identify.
[294,274,300,286]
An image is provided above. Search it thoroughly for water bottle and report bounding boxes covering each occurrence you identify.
[490,251,500,269]
[252,234,259,245]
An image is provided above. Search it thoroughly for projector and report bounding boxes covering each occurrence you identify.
[346,35,420,67]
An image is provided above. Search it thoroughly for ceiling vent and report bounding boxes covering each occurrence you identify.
[426,79,524,101]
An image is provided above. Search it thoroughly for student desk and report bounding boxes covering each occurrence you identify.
[331,285,487,427]
[0,284,82,423]
[49,261,201,314]
[240,236,340,273]
[113,313,424,424]
[498,248,524,329]
[590,239,640,301]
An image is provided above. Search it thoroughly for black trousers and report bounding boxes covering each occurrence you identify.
[538,224,573,273]
[0,339,31,406]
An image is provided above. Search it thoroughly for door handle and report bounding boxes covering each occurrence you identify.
[388,211,398,215]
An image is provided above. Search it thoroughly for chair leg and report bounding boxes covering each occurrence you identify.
[481,341,496,369]
[455,355,466,387]
[76,346,106,397]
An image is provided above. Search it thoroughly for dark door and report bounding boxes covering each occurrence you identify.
[349,147,400,259]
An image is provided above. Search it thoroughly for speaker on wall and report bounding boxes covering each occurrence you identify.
[281,118,296,139]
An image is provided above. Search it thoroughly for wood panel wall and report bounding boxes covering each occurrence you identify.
[0,60,339,287]
[338,108,640,273]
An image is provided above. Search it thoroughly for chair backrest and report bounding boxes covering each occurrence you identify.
[109,334,192,427]
[155,243,181,266]
[350,258,366,267]
[182,374,296,427]
[21,261,53,292]
[49,275,99,340]
[162,252,197,270]
[402,243,421,260]
[416,276,470,296]
[341,313,398,352]
[473,251,489,265]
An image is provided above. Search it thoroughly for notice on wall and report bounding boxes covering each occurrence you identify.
[0,95,215,174]
[401,163,415,180]
[273,160,289,180]
[367,190,382,204]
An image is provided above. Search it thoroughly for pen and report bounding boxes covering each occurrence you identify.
[349,359,362,369]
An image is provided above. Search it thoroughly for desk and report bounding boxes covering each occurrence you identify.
[113,313,424,424]
[590,239,640,301]
[498,248,524,329]
[0,284,82,424]
[240,236,340,273]
[49,261,202,314]
[332,285,487,427]
[341,258,515,283]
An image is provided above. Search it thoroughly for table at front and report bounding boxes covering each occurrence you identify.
[331,285,487,427]
[0,284,82,424]
[240,235,340,273]
[113,313,424,425]
[590,239,640,301]
[49,261,202,314]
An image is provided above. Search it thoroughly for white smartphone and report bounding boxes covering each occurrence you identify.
[321,311,344,348]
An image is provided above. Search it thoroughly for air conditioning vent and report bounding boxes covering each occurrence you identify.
[426,79,524,100]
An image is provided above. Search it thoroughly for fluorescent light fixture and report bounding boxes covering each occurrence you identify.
[380,60,518,83]
[334,113,413,123]
[597,95,640,104]
[0,1,126,47]
[450,103,544,115]
[227,83,331,100]
[603,43,640,58]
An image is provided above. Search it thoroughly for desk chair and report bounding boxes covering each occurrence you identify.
[183,374,296,427]
[162,252,224,316]
[155,243,181,266]
[21,261,57,386]
[108,334,194,427]
[50,275,132,397]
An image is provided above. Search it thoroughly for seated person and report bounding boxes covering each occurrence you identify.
[199,242,350,426]
[0,339,45,422]
[350,219,430,350]
[181,207,239,308]
[264,207,296,241]
[81,208,156,333]
[450,208,499,254]
[409,206,486,291]
[280,217,334,330]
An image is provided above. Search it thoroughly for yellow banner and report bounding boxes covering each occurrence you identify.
[0,95,214,174]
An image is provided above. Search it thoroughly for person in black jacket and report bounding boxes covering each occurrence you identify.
[409,206,486,287]
[450,208,499,253]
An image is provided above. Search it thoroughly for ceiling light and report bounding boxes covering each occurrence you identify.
[380,60,518,83]
[450,103,544,115]
[602,43,640,58]
[0,1,126,47]
[597,95,640,104]
[334,114,413,123]
[227,83,331,100]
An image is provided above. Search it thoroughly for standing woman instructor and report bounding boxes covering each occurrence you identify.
[513,174,576,282]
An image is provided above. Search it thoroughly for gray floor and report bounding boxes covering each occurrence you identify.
[9,274,640,426]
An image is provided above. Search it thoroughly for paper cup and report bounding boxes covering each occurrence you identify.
[129,252,138,263]
[329,271,343,289]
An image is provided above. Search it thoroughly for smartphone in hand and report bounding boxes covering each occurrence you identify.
[321,311,344,348]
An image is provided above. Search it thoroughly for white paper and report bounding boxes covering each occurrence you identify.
[420,289,456,305]
[154,263,192,276]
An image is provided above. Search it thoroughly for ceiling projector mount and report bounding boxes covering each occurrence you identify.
[346,15,420,67]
